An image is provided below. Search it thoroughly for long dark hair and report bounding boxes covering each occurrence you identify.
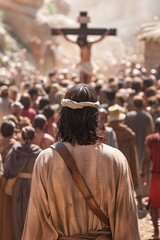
[56,84,102,145]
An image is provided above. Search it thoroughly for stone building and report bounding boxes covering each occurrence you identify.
[137,18,160,72]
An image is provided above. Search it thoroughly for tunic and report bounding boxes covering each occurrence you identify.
[107,122,139,190]
[124,110,154,169]
[0,137,18,240]
[125,110,154,196]
[100,127,118,148]
[0,137,18,162]
[21,108,36,125]
[105,127,118,148]
[22,142,140,240]
[4,143,41,240]
[146,133,160,208]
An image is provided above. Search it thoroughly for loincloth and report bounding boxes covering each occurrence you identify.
[78,61,93,75]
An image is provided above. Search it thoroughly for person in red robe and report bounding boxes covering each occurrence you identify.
[141,117,160,239]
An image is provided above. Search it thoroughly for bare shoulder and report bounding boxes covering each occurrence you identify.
[44,133,54,141]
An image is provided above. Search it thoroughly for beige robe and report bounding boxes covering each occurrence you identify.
[107,122,139,190]
[22,143,140,240]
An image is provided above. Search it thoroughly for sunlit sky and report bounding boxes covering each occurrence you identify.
[67,0,160,40]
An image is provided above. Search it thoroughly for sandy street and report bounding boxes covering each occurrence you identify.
[139,211,160,240]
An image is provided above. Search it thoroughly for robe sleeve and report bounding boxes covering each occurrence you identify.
[112,150,140,240]
[22,151,58,240]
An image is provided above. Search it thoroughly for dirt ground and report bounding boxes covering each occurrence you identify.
[139,210,160,240]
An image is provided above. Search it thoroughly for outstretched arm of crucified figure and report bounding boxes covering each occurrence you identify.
[59,30,76,44]
[89,29,111,45]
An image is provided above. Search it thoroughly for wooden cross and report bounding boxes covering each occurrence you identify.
[51,11,117,40]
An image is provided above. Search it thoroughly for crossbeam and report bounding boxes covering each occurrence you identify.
[51,11,117,37]
[52,28,116,36]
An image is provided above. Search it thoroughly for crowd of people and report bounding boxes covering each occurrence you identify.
[0,55,160,239]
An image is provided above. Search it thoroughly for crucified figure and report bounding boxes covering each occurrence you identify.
[52,12,116,83]
[61,31,110,84]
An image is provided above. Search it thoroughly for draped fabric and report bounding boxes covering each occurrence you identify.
[125,110,154,169]
[2,143,41,240]
[22,142,140,240]
[146,133,160,208]
[107,122,139,190]
[0,137,18,240]
[0,137,18,162]
[79,61,93,75]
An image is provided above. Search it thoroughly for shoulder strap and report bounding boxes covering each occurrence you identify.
[53,142,110,227]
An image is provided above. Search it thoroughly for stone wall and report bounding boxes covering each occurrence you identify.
[0,0,75,72]
[0,0,72,44]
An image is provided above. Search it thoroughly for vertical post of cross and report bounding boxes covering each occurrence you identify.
[77,11,90,42]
